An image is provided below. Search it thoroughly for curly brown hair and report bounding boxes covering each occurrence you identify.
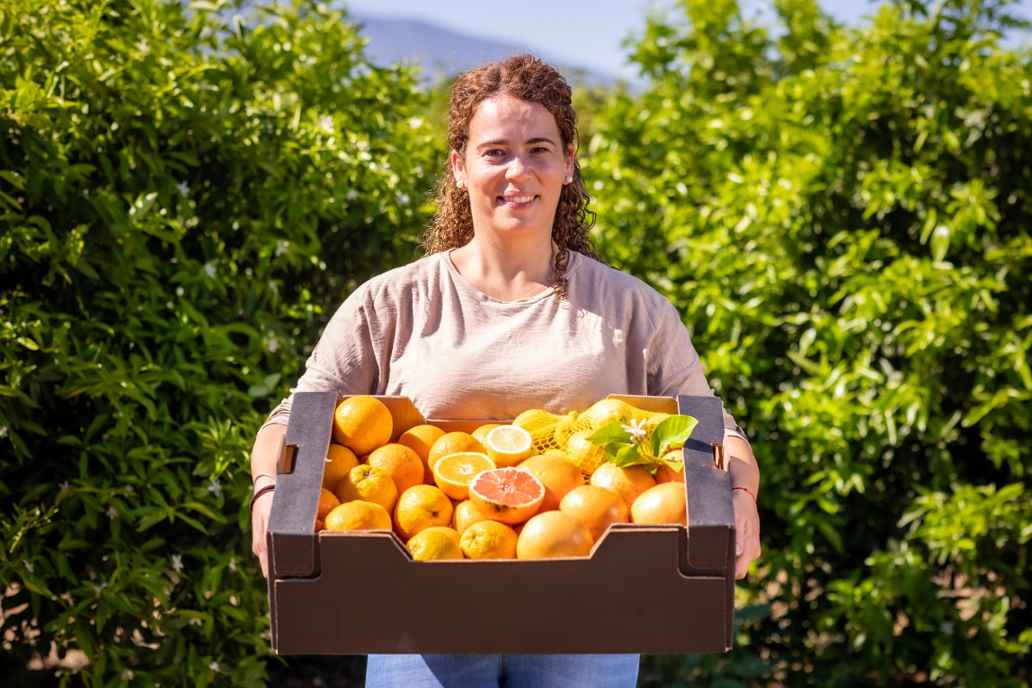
[423,54,598,299]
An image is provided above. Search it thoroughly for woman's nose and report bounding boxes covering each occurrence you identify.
[505,154,531,180]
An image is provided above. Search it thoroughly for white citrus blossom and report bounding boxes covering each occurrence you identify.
[622,418,648,443]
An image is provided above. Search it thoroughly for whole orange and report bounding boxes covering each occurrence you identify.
[317,488,341,521]
[518,454,584,512]
[656,450,685,483]
[324,500,392,531]
[558,485,628,541]
[656,464,685,483]
[516,510,593,559]
[630,482,687,525]
[460,520,518,559]
[590,463,655,509]
[336,464,398,512]
[333,396,393,455]
[367,443,424,494]
[397,424,446,483]
[452,499,492,533]
[427,432,484,473]
[406,526,463,561]
[394,485,454,540]
[322,444,359,491]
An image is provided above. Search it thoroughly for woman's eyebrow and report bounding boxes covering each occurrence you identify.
[476,136,557,148]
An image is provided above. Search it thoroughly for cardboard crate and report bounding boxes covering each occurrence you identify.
[266,392,736,655]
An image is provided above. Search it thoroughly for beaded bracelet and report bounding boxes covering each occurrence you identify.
[732,485,757,501]
[249,484,276,515]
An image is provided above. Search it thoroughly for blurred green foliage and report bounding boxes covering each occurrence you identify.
[2,0,1030,685]
[0,0,435,684]
[584,0,1031,685]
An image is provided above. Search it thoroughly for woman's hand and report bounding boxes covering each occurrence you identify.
[251,490,275,578]
[732,488,761,580]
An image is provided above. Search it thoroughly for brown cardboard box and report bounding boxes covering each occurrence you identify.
[266,392,735,655]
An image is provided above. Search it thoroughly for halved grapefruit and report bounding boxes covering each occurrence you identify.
[468,467,544,525]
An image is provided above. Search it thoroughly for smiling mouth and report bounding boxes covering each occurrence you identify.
[497,194,538,208]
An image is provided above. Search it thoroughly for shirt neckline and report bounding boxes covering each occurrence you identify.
[442,248,577,306]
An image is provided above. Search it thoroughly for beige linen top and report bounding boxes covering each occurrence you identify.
[262,250,740,432]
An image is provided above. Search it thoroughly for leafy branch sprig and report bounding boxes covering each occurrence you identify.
[587,415,698,474]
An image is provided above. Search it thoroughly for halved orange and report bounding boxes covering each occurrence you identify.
[432,452,495,500]
[468,467,545,525]
[483,425,534,466]
[427,431,484,473]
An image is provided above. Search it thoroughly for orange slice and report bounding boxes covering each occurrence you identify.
[484,425,534,466]
[432,452,495,500]
[468,467,545,525]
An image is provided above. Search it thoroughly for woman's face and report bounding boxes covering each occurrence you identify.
[452,94,574,241]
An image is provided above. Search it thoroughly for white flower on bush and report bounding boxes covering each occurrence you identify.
[171,554,183,573]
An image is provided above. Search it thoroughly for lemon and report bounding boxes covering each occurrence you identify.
[513,408,564,454]
[565,429,605,476]
[551,411,580,448]
[483,425,533,466]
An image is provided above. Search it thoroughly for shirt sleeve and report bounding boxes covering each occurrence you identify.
[259,285,387,433]
[645,300,746,438]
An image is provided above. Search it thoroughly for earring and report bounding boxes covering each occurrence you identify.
[456,179,465,189]
[564,176,573,184]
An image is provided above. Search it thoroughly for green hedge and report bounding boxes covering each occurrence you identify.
[584,0,1031,684]
[0,0,436,684]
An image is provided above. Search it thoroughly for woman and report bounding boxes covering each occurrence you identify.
[249,54,761,688]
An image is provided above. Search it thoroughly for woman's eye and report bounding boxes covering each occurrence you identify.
[485,149,505,158]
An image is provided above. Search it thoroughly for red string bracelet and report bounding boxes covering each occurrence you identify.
[732,485,757,501]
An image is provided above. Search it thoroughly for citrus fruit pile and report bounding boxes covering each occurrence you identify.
[317,396,689,561]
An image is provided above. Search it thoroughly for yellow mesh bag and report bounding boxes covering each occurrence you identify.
[512,409,577,455]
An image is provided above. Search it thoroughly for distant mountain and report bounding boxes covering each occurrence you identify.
[351,13,618,87]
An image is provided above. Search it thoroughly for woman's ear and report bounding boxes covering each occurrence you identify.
[564,144,576,183]
[450,149,466,189]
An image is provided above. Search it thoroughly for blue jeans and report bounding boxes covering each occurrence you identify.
[365,654,640,688]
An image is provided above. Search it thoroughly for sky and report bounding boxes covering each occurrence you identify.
[341,0,1031,82]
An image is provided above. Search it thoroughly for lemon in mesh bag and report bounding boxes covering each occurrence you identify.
[565,429,605,477]
[512,409,578,455]
[572,398,671,435]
